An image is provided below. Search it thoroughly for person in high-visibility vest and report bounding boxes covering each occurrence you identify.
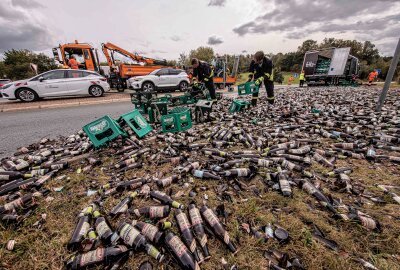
[288,75,294,86]
[68,55,80,70]
[248,51,274,106]
[191,58,216,101]
[368,70,378,86]
[299,71,305,87]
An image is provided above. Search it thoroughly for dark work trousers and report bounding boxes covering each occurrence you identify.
[251,79,275,106]
[205,80,216,100]
[299,80,304,87]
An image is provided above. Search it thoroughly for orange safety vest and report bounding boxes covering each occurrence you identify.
[368,71,377,81]
[68,59,79,70]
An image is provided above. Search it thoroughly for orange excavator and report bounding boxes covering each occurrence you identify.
[53,40,168,90]
[101,42,167,90]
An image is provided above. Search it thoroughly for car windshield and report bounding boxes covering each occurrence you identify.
[149,69,160,75]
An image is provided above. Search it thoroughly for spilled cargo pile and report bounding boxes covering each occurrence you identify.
[1,86,400,270]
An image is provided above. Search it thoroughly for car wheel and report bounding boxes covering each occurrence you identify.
[16,88,38,102]
[179,81,188,92]
[142,82,155,92]
[89,85,104,97]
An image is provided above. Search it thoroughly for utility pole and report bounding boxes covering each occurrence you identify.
[376,38,400,112]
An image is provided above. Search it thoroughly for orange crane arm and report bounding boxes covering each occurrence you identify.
[101,42,167,66]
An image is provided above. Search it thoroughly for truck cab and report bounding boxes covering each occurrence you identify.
[53,41,101,73]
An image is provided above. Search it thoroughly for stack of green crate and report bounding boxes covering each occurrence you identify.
[160,107,192,133]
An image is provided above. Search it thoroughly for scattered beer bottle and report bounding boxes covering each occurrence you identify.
[164,232,200,270]
[65,245,129,270]
[175,209,201,262]
[67,204,95,251]
[188,203,210,259]
[93,209,115,245]
[132,205,170,219]
[156,175,179,188]
[132,220,164,245]
[109,191,138,217]
[192,170,221,180]
[278,172,292,197]
[150,190,185,209]
[139,261,153,270]
[200,205,236,253]
[117,221,164,262]
[116,178,147,192]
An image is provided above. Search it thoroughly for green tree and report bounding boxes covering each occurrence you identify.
[2,49,57,80]
[361,41,379,65]
[189,47,215,63]
[297,39,318,55]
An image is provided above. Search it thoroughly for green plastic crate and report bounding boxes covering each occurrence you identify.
[229,99,250,113]
[83,115,127,148]
[238,82,259,96]
[118,110,153,138]
[161,107,192,133]
[148,102,168,123]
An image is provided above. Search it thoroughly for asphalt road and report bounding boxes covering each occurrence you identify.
[0,101,133,159]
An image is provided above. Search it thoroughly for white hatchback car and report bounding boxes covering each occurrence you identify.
[128,68,189,92]
[0,69,110,102]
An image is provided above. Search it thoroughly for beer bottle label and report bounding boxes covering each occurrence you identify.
[237,168,249,177]
[80,247,105,267]
[0,175,10,181]
[4,197,24,211]
[258,159,270,167]
[342,143,353,150]
[118,204,128,214]
[161,177,173,187]
[203,209,218,226]
[168,235,188,258]
[176,213,190,231]
[96,220,110,237]
[193,170,204,178]
[51,164,64,170]
[79,221,90,237]
[142,223,158,242]
[120,224,141,246]
[302,182,317,194]
[189,208,202,226]
[150,206,166,218]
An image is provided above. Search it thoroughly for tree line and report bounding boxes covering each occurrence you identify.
[0,38,398,82]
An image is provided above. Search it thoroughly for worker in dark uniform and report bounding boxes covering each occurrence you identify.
[191,58,216,101]
[248,51,274,106]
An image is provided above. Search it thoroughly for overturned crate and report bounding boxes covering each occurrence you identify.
[83,116,127,148]
[118,110,153,138]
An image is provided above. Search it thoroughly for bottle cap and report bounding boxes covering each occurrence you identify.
[274,227,289,243]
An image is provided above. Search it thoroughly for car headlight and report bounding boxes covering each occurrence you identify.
[2,83,12,90]
[133,78,143,81]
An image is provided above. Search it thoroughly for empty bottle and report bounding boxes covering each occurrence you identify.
[188,203,210,259]
[164,232,200,270]
[150,190,184,209]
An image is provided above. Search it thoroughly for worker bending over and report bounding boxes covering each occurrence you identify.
[248,51,274,106]
[191,58,216,101]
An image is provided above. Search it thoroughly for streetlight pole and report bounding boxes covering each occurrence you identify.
[376,38,400,112]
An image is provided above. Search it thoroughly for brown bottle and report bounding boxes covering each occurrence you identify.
[117,221,164,262]
[67,204,95,251]
[188,203,210,259]
[132,220,164,245]
[150,190,184,209]
[93,210,115,245]
[200,205,236,253]
[156,175,179,188]
[65,245,129,270]
[132,206,170,219]
[164,232,200,270]
[175,209,201,262]
[116,178,147,192]
[109,191,138,217]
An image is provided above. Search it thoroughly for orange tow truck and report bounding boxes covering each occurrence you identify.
[53,40,168,90]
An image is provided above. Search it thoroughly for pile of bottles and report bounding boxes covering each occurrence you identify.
[1,86,399,269]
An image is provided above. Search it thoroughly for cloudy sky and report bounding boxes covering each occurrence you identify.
[0,0,399,61]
